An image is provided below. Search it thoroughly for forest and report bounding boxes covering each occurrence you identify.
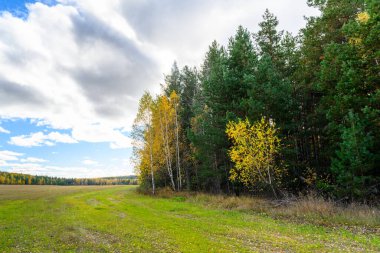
[132,0,380,201]
[0,171,138,186]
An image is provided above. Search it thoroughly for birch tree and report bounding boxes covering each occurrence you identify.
[226,117,283,198]
[155,95,176,190]
[170,91,182,190]
[132,92,156,194]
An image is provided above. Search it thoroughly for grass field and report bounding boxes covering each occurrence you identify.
[0,185,379,252]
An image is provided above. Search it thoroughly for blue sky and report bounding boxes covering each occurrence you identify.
[0,0,54,17]
[0,0,319,178]
[0,0,34,12]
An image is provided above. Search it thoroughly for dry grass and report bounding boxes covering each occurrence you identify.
[271,194,380,232]
[153,187,380,233]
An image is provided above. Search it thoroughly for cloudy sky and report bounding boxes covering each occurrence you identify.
[0,0,319,178]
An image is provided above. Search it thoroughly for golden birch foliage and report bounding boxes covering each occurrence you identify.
[152,94,178,189]
[132,92,155,183]
[356,11,370,24]
[226,117,283,190]
[133,90,184,190]
[136,129,152,181]
[157,94,176,156]
[349,12,370,45]
[151,96,172,171]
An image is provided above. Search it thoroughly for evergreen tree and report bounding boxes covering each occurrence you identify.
[179,66,199,190]
[190,41,229,192]
[164,62,182,96]
[331,111,376,199]
[320,0,380,198]
[226,26,257,120]
[254,9,283,66]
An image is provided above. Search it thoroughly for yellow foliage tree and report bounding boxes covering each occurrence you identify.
[356,11,370,24]
[226,117,283,198]
[155,94,176,190]
[132,92,157,193]
[133,90,184,192]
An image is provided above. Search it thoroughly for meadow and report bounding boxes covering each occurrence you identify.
[0,185,379,252]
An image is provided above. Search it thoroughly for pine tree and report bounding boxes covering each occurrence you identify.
[190,41,229,192]
[164,62,182,96]
[331,111,375,199]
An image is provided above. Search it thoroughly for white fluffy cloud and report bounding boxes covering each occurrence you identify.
[0,150,50,174]
[20,157,48,163]
[0,150,47,164]
[9,131,78,147]
[71,124,132,149]
[2,162,131,178]
[0,150,130,177]
[0,1,158,147]
[0,126,10,134]
[0,1,319,143]
[0,150,23,161]
[82,159,99,166]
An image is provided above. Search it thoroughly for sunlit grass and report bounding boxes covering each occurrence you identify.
[0,185,379,252]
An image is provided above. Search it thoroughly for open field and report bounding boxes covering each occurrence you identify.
[0,185,379,252]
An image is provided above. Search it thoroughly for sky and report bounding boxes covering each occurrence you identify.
[0,0,320,178]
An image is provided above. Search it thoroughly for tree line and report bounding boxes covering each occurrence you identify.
[132,0,379,201]
[0,171,138,186]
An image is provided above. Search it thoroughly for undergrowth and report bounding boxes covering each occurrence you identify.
[142,187,380,233]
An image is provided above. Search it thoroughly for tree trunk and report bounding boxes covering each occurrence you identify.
[160,108,176,191]
[149,125,155,195]
[267,166,278,199]
[174,102,182,190]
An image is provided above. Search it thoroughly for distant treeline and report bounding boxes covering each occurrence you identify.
[0,171,138,186]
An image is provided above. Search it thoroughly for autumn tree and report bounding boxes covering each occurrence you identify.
[226,117,283,198]
[154,93,180,190]
[132,92,156,194]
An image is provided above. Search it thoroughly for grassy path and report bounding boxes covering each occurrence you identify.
[0,185,379,252]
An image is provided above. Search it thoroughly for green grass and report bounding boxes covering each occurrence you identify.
[0,185,379,252]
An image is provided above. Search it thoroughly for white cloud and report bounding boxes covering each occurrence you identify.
[0,1,156,146]
[82,159,98,166]
[0,150,23,161]
[0,0,319,144]
[9,131,78,147]
[0,150,46,165]
[120,0,320,68]
[20,157,48,163]
[0,162,132,178]
[0,126,10,134]
[72,124,132,149]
